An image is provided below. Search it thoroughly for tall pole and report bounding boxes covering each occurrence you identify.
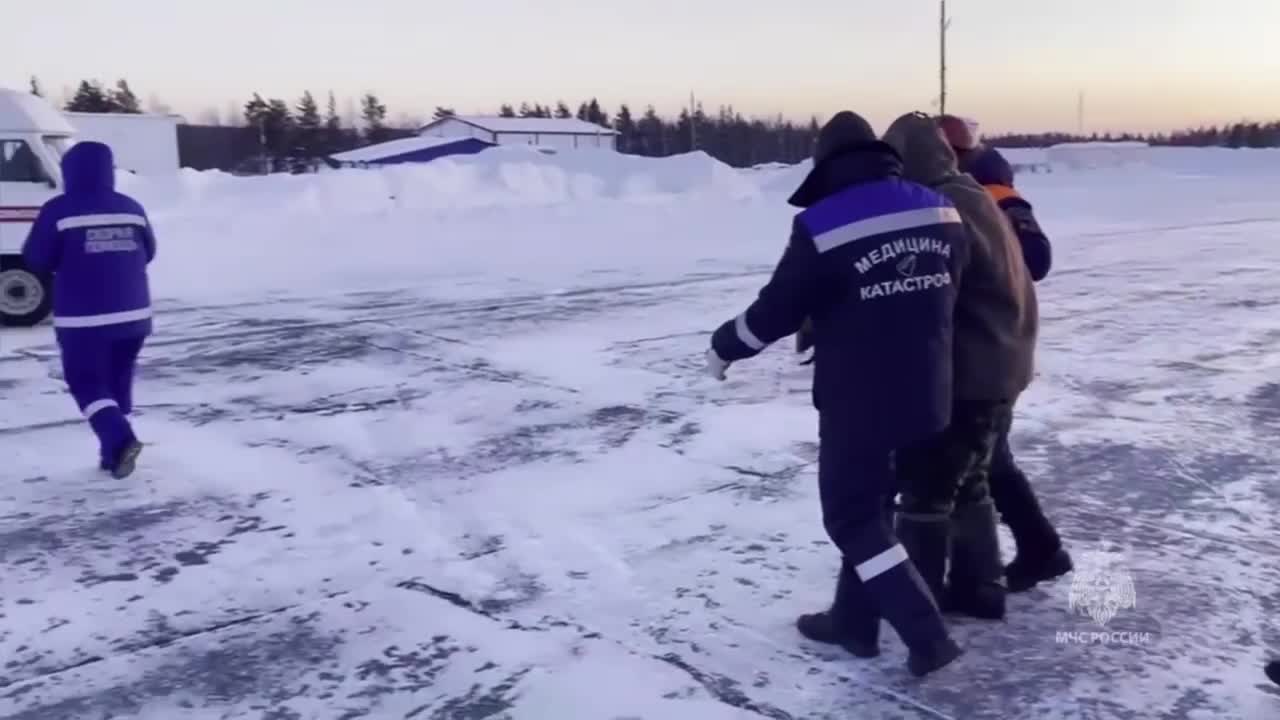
[940,1,950,115]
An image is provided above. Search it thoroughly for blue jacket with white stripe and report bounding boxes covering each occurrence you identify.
[711,144,969,451]
[23,142,155,340]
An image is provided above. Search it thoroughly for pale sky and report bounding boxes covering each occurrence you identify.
[6,0,1279,134]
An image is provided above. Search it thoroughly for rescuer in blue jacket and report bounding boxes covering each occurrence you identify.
[703,112,965,677]
[23,141,156,478]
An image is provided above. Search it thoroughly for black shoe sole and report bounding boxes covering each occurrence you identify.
[1266,661,1280,686]
[111,442,143,479]
[840,640,880,659]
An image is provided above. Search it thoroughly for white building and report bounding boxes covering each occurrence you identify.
[418,116,619,152]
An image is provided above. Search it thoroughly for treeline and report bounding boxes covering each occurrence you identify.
[32,76,827,170]
[42,78,144,114]
[226,91,826,170]
[28,75,1280,174]
[985,122,1280,150]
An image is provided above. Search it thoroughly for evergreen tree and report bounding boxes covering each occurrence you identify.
[434,106,456,119]
[499,104,517,118]
[1244,122,1268,148]
[111,79,142,113]
[29,76,43,97]
[554,101,573,119]
[675,108,693,153]
[244,93,270,126]
[518,101,535,117]
[586,98,607,126]
[360,93,390,143]
[295,91,322,159]
[266,98,295,161]
[613,104,635,153]
[324,91,344,154]
[636,105,664,156]
[243,93,295,170]
[65,80,115,112]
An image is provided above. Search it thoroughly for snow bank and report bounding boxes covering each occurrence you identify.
[1046,141,1149,171]
[102,144,1280,309]
[119,146,759,218]
[117,144,1280,224]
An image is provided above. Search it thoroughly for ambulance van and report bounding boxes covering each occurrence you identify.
[0,88,76,326]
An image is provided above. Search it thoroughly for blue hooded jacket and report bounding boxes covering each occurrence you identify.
[22,142,156,339]
[711,118,966,452]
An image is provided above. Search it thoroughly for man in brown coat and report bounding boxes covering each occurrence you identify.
[880,112,1039,620]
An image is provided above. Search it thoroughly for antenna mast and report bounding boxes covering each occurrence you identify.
[940,1,950,114]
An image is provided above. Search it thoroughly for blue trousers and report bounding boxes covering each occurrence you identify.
[57,334,145,465]
[817,415,950,652]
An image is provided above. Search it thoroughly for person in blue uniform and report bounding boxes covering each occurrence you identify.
[22,141,156,478]
[703,111,965,677]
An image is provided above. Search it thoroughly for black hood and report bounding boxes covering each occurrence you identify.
[789,111,902,207]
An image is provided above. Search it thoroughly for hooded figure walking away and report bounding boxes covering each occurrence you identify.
[880,113,1040,620]
[703,111,965,676]
[938,114,1073,592]
[22,141,156,478]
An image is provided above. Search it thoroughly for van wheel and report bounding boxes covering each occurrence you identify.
[0,258,53,327]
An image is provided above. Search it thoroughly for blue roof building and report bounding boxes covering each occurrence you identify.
[327,135,494,167]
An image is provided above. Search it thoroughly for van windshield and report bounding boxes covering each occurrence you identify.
[42,135,73,158]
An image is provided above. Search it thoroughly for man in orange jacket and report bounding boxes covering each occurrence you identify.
[938,114,1072,593]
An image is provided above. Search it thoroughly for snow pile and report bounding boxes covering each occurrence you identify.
[1046,141,1150,171]
[98,145,1280,308]
[118,147,759,218]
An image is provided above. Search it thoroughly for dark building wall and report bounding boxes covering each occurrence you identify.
[176,125,262,172]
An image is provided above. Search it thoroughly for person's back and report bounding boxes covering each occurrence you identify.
[883,113,1037,403]
[24,141,155,338]
[796,173,964,450]
[22,141,157,478]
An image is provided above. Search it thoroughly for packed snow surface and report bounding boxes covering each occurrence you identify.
[3,144,1280,719]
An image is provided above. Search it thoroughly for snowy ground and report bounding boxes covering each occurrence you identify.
[3,147,1280,719]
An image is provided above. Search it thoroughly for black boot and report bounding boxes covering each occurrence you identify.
[857,552,962,677]
[989,440,1067,592]
[895,512,950,602]
[945,500,1006,620]
[1266,660,1280,686]
[797,559,880,658]
[110,440,143,479]
[1006,549,1073,593]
